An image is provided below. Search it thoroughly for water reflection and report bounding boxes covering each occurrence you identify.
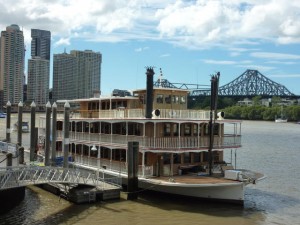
[1,118,300,225]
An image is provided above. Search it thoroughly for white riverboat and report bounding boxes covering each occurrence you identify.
[44,69,264,204]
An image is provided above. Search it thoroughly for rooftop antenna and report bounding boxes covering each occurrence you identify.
[64,47,66,53]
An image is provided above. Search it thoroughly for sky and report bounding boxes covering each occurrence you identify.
[1,0,300,95]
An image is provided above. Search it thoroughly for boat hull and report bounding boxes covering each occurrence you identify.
[137,178,245,204]
[73,164,245,204]
[275,119,287,123]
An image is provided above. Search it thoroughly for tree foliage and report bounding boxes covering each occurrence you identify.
[223,105,300,121]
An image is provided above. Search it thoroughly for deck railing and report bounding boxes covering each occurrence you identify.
[57,131,241,150]
[54,108,211,120]
[71,156,153,177]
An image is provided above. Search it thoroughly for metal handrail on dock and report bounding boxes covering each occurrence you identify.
[0,166,122,190]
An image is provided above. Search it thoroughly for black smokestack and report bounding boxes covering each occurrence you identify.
[145,67,155,118]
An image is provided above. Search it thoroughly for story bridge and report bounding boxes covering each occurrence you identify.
[153,69,296,97]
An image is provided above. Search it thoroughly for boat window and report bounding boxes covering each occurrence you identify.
[102,148,110,159]
[203,123,219,135]
[193,153,201,162]
[203,152,208,162]
[172,95,179,104]
[193,124,198,136]
[173,123,179,136]
[214,123,219,135]
[165,95,171,104]
[184,152,191,163]
[139,95,145,104]
[164,123,171,136]
[173,154,181,164]
[204,124,209,135]
[163,153,170,164]
[91,102,98,110]
[156,94,164,104]
[184,124,191,136]
[180,96,186,104]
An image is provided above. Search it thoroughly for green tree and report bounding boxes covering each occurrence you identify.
[252,96,262,106]
[271,96,281,106]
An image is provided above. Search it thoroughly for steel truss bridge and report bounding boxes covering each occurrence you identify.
[0,166,121,190]
[154,69,295,97]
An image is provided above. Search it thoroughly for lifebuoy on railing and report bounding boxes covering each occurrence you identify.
[152,109,160,118]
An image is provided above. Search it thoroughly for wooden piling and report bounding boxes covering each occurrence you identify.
[18,147,24,164]
[30,102,36,162]
[63,101,70,168]
[51,102,57,166]
[6,101,11,143]
[127,141,139,200]
[17,101,23,146]
[6,153,12,167]
[44,102,51,166]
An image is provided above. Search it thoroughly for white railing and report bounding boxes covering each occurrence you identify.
[57,131,241,150]
[72,156,153,178]
[53,108,211,120]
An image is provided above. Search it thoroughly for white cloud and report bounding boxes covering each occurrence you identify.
[203,59,236,65]
[159,53,170,58]
[269,74,300,78]
[156,0,300,48]
[134,47,149,52]
[236,64,275,72]
[251,52,300,60]
[266,61,297,65]
[54,38,70,47]
[1,0,300,48]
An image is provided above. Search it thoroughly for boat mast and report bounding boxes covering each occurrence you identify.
[208,72,220,176]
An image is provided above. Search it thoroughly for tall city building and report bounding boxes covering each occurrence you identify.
[31,29,51,60]
[52,53,78,102]
[27,29,51,108]
[0,24,25,108]
[52,50,102,102]
[27,58,50,107]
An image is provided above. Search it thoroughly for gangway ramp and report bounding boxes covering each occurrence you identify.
[0,166,121,191]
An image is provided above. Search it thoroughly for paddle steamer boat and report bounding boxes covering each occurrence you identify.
[47,68,264,204]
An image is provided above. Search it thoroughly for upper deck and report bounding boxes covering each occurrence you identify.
[59,87,211,121]
[68,108,211,121]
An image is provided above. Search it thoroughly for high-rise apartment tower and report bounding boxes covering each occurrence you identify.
[0,24,25,108]
[27,29,51,108]
[52,50,102,102]
[31,29,51,60]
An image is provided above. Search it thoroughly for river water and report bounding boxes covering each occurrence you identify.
[0,115,300,225]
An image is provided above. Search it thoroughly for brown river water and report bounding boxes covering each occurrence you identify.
[0,114,300,225]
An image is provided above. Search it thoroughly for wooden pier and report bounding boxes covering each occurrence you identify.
[40,183,121,203]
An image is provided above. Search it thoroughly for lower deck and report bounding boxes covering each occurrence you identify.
[152,174,240,184]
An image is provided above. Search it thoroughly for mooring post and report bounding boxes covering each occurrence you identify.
[18,146,24,164]
[34,127,38,161]
[51,102,57,166]
[17,101,23,146]
[6,101,11,143]
[44,102,51,166]
[63,101,70,168]
[6,153,12,167]
[127,141,139,200]
[30,102,36,162]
